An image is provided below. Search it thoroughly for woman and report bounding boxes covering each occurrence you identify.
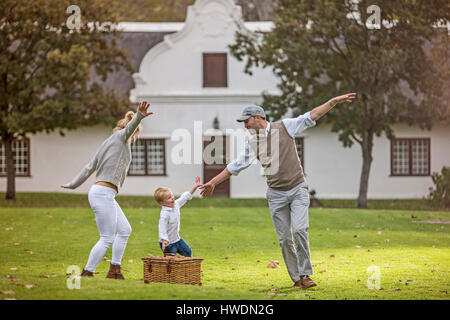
[62,101,153,279]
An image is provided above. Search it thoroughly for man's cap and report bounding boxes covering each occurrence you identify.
[236,105,266,122]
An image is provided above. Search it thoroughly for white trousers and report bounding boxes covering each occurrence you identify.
[84,185,132,272]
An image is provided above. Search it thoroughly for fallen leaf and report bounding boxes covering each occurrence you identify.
[267,260,280,268]
[128,259,134,263]
[319,270,326,273]
[354,235,360,238]
[440,290,447,294]
[377,231,382,235]
[3,298,16,300]
[270,288,278,291]
[355,246,361,249]
[392,288,401,291]
[411,215,417,219]
[25,284,35,289]
[39,275,49,278]
[330,254,335,258]
[9,268,17,271]
[2,290,14,295]
[14,243,20,246]
[5,227,13,231]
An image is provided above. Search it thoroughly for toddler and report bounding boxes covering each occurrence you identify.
[154,177,201,257]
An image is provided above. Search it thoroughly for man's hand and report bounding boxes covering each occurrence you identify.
[330,92,357,105]
[138,101,154,117]
[199,181,215,197]
[311,92,357,121]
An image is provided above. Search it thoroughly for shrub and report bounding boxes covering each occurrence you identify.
[428,166,450,208]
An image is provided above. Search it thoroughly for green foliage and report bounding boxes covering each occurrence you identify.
[230,0,449,144]
[0,0,134,140]
[429,166,450,209]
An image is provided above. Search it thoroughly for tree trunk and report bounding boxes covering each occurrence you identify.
[357,131,374,209]
[4,136,16,201]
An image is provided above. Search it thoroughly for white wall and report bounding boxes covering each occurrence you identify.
[305,123,450,199]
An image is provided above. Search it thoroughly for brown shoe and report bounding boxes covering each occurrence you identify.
[106,263,125,280]
[294,275,317,288]
[81,269,94,277]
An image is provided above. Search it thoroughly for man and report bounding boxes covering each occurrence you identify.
[200,93,356,288]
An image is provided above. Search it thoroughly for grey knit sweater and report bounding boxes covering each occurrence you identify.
[63,110,145,190]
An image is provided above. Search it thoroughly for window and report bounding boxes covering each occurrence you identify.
[295,137,305,169]
[128,139,166,176]
[203,53,227,87]
[0,138,30,176]
[391,138,430,176]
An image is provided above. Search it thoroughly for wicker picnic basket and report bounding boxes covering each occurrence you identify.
[142,255,204,286]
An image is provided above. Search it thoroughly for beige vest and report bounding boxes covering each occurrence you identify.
[249,121,304,191]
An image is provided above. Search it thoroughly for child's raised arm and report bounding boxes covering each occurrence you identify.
[175,177,201,208]
[189,176,201,195]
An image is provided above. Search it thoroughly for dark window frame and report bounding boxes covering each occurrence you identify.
[202,52,228,88]
[390,138,430,177]
[0,138,31,177]
[128,138,167,177]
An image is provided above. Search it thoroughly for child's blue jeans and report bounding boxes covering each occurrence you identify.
[159,238,192,257]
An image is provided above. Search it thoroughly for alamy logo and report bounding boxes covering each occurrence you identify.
[66,5,81,31]
[366,5,381,30]
[366,265,381,289]
[66,265,81,290]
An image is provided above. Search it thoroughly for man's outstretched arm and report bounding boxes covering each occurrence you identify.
[199,168,232,197]
[310,93,356,121]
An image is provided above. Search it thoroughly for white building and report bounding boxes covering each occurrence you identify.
[1,0,449,199]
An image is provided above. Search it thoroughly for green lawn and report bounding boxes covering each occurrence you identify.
[0,205,449,300]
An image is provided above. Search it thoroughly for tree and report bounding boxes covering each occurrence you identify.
[108,0,276,22]
[230,0,449,208]
[0,0,134,200]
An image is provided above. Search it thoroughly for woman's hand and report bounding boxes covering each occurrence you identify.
[137,101,154,117]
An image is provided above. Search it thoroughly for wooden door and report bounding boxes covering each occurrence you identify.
[203,135,230,197]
